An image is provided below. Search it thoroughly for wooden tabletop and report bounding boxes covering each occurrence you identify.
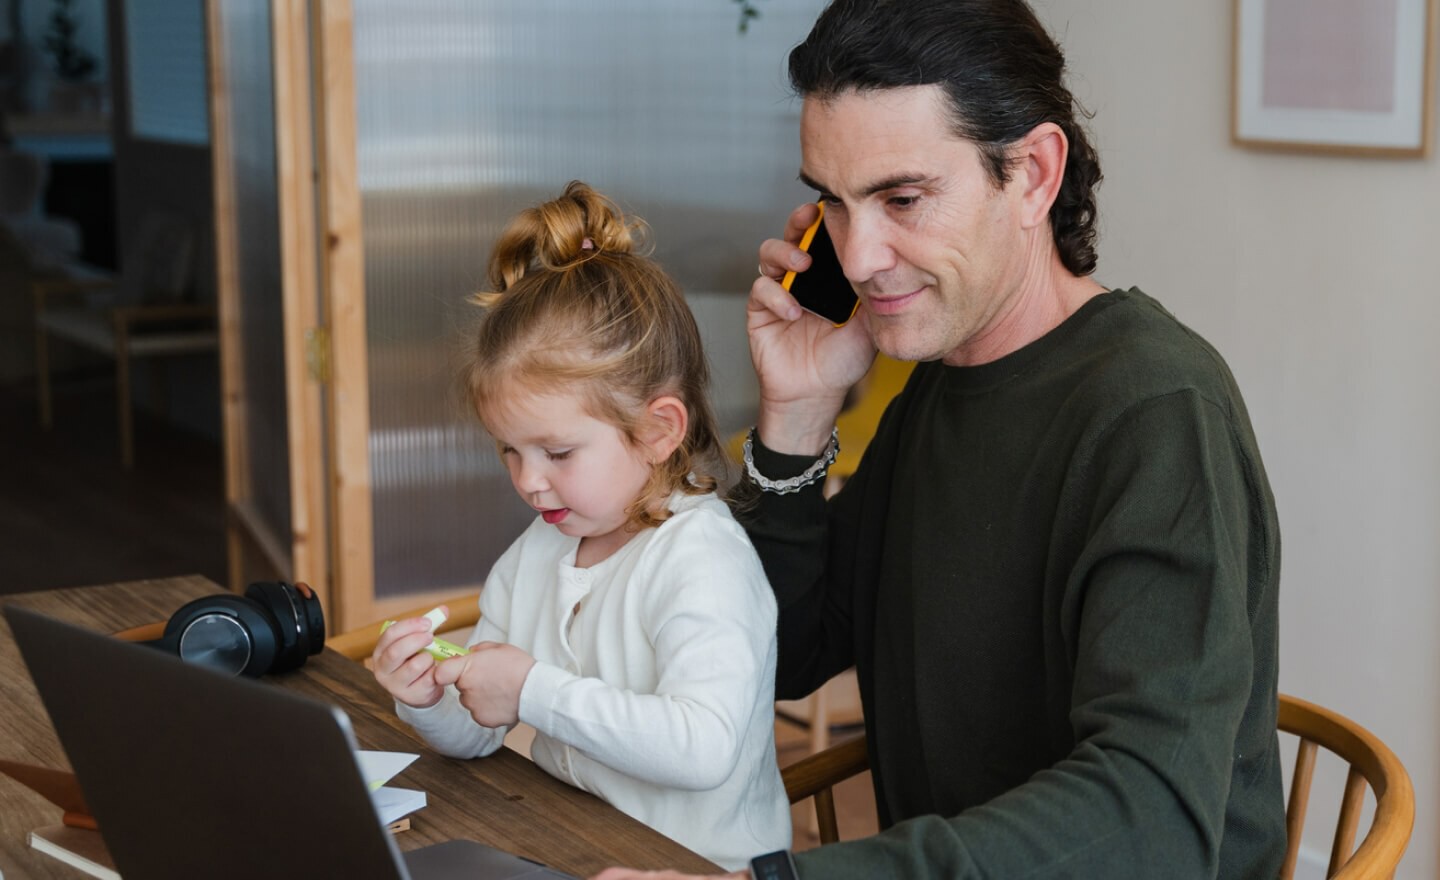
[0,576,719,879]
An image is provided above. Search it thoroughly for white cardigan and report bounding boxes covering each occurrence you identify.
[397,492,791,870]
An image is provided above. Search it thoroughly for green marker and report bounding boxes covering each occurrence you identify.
[380,607,469,660]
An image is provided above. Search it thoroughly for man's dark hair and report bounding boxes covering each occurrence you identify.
[789,0,1102,277]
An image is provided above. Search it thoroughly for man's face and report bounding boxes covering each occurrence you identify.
[800,85,1033,365]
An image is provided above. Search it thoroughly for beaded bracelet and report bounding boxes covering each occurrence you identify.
[741,426,840,495]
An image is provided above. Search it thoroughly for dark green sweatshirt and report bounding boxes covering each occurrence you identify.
[738,289,1284,878]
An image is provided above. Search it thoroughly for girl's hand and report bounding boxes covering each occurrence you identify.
[433,642,536,728]
[370,616,445,709]
[750,202,875,455]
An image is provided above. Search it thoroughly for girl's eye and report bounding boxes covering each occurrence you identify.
[546,450,573,462]
[499,445,516,456]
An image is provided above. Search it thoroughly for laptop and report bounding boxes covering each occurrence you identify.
[5,605,576,880]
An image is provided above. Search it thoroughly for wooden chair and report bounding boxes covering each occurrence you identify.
[1278,693,1414,879]
[781,732,869,846]
[783,693,1416,873]
[326,593,482,662]
[34,211,214,468]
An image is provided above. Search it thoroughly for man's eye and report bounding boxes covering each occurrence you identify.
[888,195,918,209]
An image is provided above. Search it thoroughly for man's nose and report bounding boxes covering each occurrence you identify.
[833,214,896,285]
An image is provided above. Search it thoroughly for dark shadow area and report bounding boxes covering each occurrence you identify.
[0,374,226,595]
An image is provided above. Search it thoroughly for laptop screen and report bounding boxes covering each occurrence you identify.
[6,606,573,880]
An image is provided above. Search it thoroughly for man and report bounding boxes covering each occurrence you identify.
[597,0,1282,877]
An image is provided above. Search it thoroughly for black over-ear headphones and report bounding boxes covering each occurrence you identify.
[140,582,325,677]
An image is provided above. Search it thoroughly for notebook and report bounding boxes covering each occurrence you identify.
[5,605,576,880]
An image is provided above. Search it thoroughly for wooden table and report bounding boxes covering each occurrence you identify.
[0,576,719,879]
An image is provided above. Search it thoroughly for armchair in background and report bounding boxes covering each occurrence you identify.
[33,210,213,468]
[0,146,82,382]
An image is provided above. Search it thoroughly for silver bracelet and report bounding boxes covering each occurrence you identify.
[742,426,840,495]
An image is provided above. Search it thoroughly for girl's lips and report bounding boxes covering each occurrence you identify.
[541,508,569,525]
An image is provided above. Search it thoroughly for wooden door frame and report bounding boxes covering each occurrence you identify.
[313,0,376,633]
[273,0,331,607]
[209,0,330,606]
[313,0,470,632]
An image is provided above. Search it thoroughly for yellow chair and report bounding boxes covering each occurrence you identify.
[327,593,481,663]
[787,692,1417,870]
[829,354,915,486]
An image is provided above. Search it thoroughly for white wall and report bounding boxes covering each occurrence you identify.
[1037,2,1440,876]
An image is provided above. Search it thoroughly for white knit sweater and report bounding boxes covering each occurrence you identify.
[397,492,790,870]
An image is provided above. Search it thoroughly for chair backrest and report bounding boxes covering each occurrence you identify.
[1278,693,1414,880]
[114,211,196,305]
[783,694,1416,873]
[780,733,869,846]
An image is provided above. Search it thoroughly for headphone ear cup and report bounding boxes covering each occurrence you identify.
[244,581,324,673]
[163,595,280,678]
[246,582,303,673]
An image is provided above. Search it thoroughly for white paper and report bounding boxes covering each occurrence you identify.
[371,785,427,826]
[355,750,420,791]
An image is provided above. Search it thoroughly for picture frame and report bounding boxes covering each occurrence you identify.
[1232,0,1437,157]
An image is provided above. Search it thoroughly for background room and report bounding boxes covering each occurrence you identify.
[0,1,1435,876]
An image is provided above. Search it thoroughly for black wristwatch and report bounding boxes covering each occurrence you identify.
[749,849,799,880]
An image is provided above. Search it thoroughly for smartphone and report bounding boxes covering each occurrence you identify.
[781,202,859,327]
[749,850,800,880]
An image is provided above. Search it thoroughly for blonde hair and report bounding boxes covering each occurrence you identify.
[467,181,723,531]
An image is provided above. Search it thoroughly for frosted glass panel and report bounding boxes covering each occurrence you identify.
[214,1,291,546]
[351,1,826,598]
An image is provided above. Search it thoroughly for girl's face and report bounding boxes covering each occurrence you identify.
[488,391,655,565]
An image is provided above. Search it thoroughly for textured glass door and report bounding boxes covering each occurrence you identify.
[316,0,827,629]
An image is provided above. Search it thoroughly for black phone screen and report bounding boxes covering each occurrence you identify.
[782,212,858,326]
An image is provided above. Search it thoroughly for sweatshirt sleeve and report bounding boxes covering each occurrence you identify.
[735,411,900,701]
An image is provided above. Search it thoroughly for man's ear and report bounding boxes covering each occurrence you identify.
[1016,122,1068,230]
[639,395,688,463]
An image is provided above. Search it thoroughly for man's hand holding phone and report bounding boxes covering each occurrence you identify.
[749,201,875,456]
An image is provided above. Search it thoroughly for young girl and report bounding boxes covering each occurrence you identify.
[371,181,790,870]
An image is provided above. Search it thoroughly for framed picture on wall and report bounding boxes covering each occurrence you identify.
[1232,0,1437,157]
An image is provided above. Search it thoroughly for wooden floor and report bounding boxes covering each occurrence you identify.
[0,374,879,851]
[0,377,227,595]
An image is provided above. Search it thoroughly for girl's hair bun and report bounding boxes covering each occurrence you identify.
[479,180,647,301]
